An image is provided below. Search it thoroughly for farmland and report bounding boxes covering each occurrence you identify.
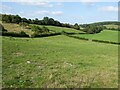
[2,35,118,88]
[1,1,119,88]
[70,30,119,43]
[1,18,119,88]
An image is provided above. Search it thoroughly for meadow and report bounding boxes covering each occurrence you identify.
[70,30,119,43]
[2,35,118,88]
[2,23,119,43]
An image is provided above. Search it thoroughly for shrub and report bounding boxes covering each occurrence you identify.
[19,31,28,37]
[83,25,103,34]
[2,31,29,37]
[31,25,50,33]
[19,22,29,29]
[42,26,49,33]
[31,25,42,33]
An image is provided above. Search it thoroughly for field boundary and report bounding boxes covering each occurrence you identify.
[65,34,120,45]
[1,31,119,45]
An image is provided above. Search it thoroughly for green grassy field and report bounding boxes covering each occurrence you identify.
[71,30,119,43]
[2,35,118,88]
[32,24,82,34]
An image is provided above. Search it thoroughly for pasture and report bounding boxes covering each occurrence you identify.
[2,35,118,88]
[71,30,119,43]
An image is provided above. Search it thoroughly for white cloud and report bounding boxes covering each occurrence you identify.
[18,2,53,7]
[34,10,63,16]
[99,6,118,12]
[21,10,63,16]
[52,11,63,15]
[35,10,50,15]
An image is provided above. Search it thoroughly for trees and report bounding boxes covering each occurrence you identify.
[2,14,21,23]
[31,25,49,33]
[74,23,80,30]
[21,18,28,23]
[48,18,55,25]
[11,15,21,23]
[83,25,103,34]
[2,14,12,23]
[43,17,49,25]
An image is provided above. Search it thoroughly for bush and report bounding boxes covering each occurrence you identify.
[19,22,29,28]
[31,25,50,34]
[19,31,28,37]
[83,25,103,34]
[31,25,42,33]
[2,31,29,37]
[42,26,49,33]
[30,32,61,38]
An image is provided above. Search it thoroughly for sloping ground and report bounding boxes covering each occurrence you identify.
[2,35,118,88]
[32,24,83,34]
[104,25,118,29]
[1,23,83,36]
[1,23,33,35]
[70,30,119,43]
[1,23,119,44]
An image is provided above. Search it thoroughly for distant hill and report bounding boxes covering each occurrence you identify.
[90,21,120,25]
[80,21,120,30]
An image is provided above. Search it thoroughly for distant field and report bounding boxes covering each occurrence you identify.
[71,30,119,43]
[1,23,119,43]
[2,35,118,88]
[1,23,83,35]
[32,24,83,34]
[104,25,118,29]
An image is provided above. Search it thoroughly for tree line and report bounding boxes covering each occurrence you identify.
[1,14,106,34]
[1,14,80,30]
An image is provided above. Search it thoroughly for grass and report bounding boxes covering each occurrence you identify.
[1,23,83,36]
[1,23,33,35]
[2,35,118,88]
[71,30,119,43]
[104,25,118,29]
[32,24,83,34]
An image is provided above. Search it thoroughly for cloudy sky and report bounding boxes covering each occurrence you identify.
[0,1,119,24]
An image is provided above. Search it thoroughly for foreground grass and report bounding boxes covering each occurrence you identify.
[71,30,119,43]
[2,35,118,88]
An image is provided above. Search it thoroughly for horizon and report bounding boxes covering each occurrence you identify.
[0,13,119,25]
[0,2,118,24]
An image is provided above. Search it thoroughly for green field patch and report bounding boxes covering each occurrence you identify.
[2,35,118,88]
[70,30,119,43]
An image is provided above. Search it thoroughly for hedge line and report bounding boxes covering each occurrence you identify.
[1,31,61,38]
[1,31,120,45]
[67,34,120,45]
[66,35,89,41]
[32,32,61,38]
[1,32,29,37]
[92,39,120,45]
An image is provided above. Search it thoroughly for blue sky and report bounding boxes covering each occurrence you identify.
[1,1,118,24]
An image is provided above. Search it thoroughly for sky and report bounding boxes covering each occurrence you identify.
[0,1,119,24]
